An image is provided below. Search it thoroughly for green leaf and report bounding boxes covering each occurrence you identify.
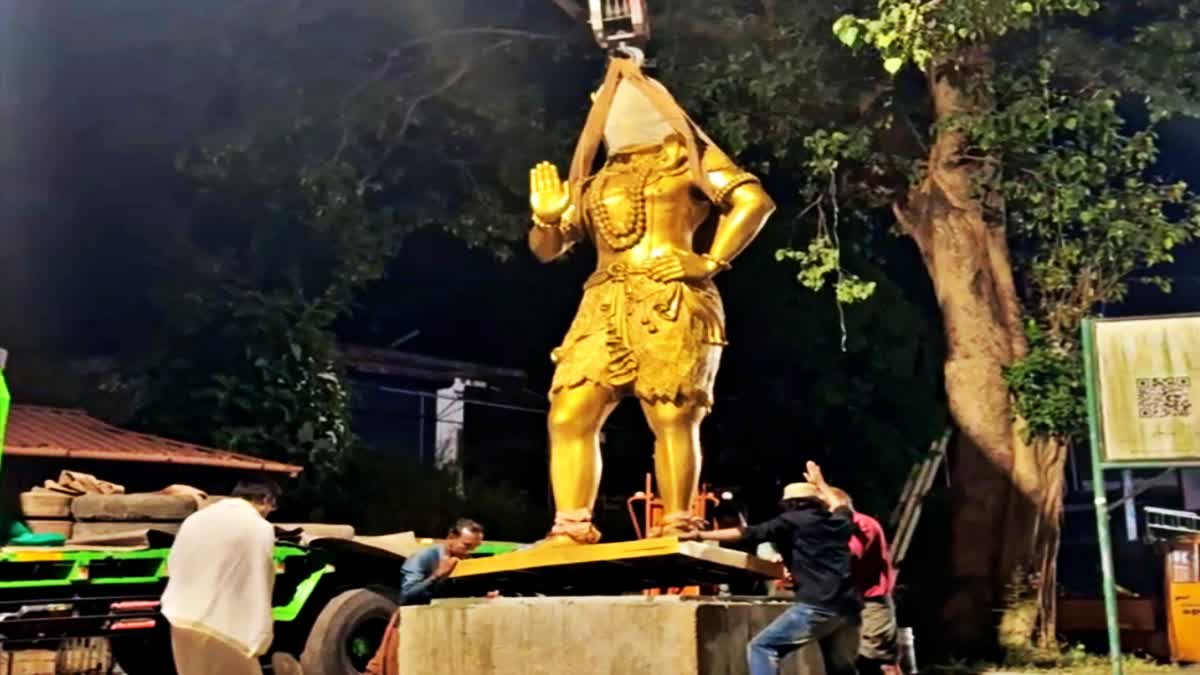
[836,24,860,47]
[1017,1,1035,12]
[883,57,905,75]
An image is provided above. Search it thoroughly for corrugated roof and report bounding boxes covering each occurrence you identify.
[4,406,302,476]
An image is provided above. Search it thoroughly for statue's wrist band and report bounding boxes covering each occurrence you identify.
[702,254,732,272]
[532,214,562,230]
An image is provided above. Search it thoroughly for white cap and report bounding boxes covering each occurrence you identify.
[781,482,819,500]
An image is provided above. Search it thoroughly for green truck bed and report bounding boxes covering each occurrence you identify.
[0,350,528,673]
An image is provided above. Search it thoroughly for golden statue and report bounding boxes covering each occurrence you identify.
[528,57,775,545]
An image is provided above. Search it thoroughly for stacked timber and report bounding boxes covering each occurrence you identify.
[19,490,75,538]
[71,492,199,540]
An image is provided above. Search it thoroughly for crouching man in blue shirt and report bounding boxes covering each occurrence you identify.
[365,519,485,675]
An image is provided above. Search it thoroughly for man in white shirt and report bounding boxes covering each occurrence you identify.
[161,479,280,675]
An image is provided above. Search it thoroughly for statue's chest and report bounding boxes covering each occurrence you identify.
[582,151,703,250]
[591,165,690,202]
[587,165,694,221]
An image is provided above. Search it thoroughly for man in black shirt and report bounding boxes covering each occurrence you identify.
[685,462,861,675]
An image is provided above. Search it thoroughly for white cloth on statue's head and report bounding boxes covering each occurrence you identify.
[603,78,681,152]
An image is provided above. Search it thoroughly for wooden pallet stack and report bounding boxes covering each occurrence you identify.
[16,471,212,546]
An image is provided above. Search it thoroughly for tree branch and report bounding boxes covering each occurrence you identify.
[360,39,515,186]
[334,27,564,159]
[548,0,588,22]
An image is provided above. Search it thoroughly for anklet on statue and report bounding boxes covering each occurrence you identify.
[542,508,602,545]
[650,511,708,538]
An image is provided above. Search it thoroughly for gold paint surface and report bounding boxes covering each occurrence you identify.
[451,537,784,580]
[528,62,775,541]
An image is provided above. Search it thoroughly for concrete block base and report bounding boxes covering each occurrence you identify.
[399,596,823,675]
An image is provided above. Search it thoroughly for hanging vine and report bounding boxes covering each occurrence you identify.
[776,129,879,350]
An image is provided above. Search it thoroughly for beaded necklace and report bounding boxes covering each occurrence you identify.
[586,151,658,251]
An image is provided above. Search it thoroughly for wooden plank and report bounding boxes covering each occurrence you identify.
[447,538,783,596]
[888,463,922,531]
[892,430,950,568]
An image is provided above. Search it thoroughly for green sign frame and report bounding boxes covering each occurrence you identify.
[0,348,9,483]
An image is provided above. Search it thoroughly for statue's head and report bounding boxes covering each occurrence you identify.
[569,57,718,205]
[601,79,678,153]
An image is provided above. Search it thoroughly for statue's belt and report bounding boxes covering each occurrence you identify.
[582,262,715,291]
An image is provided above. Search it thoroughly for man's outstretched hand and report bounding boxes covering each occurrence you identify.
[804,461,848,509]
[803,461,827,490]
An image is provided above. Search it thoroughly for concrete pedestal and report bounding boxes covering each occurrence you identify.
[399,596,823,675]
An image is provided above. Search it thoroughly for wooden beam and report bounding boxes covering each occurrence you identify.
[447,536,784,596]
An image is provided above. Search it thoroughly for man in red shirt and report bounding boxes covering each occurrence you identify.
[831,488,899,675]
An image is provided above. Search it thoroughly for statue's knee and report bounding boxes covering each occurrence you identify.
[548,407,590,438]
[648,403,703,431]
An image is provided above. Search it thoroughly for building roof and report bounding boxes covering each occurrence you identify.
[4,406,302,476]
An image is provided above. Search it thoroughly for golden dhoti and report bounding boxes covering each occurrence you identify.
[550,263,726,408]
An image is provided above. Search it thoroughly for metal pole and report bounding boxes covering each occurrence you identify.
[1122,471,1137,542]
[1082,319,1123,675]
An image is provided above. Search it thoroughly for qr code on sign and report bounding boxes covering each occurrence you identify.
[1136,377,1193,418]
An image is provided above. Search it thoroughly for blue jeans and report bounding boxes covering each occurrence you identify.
[748,602,860,675]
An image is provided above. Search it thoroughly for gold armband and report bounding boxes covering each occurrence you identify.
[712,173,761,207]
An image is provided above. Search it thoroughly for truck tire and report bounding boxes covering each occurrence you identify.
[71,494,197,522]
[300,588,398,675]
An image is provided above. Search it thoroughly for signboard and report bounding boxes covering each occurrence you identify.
[1082,315,1200,675]
[1090,315,1200,464]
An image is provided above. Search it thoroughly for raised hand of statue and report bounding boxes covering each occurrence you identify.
[529,161,571,224]
[647,249,720,283]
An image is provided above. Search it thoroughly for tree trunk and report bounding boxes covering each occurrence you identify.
[997,433,1068,657]
[893,48,1064,653]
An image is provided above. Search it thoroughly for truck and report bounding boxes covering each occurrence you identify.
[0,349,522,674]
